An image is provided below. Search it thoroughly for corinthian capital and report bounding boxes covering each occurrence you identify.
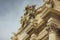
[46,17,59,33]
[46,23,57,34]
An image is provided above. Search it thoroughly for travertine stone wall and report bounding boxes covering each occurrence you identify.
[11,0,60,40]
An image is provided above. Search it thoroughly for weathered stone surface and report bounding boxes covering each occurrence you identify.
[11,0,60,40]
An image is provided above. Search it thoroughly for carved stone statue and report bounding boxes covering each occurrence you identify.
[25,5,36,19]
[44,0,54,8]
[25,5,36,12]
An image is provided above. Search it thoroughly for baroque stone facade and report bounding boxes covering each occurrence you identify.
[11,0,60,40]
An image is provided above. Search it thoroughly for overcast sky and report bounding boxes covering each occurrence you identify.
[0,0,44,40]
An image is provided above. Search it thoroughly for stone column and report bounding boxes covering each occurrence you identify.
[47,24,57,40]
